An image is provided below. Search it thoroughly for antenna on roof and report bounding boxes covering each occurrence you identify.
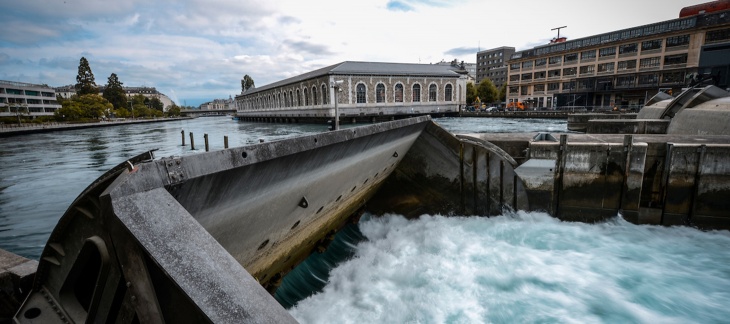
[550,26,567,43]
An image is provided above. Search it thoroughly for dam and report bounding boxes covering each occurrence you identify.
[6,89,730,321]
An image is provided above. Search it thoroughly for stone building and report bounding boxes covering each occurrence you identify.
[234,61,467,122]
[506,1,730,110]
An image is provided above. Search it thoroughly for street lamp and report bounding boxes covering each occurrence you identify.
[330,80,343,130]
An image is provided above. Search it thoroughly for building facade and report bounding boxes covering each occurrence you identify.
[235,61,467,119]
[0,80,62,117]
[199,97,234,110]
[476,46,515,89]
[506,5,730,110]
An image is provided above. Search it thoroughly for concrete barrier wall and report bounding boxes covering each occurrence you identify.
[586,119,669,134]
[521,136,730,229]
[17,117,433,323]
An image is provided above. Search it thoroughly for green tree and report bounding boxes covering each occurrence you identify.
[498,84,507,103]
[149,97,164,111]
[466,82,477,105]
[166,104,181,117]
[477,79,498,105]
[241,74,255,93]
[55,94,112,121]
[75,57,98,96]
[103,73,127,109]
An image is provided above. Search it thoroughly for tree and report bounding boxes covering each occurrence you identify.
[55,94,113,121]
[466,82,477,105]
[241,74,255,93]
[498,84,507,103]
[149,97,164,111]
[103,73,127,110]
[75,57,98,96]
[166,104,181,117]
[477,79,498,105]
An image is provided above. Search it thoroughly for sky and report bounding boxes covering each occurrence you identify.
[0,0,705,107]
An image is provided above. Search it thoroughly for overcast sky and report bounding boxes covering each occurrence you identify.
[1,0,703,106]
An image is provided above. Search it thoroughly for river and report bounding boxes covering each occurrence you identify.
[2,116,729,323]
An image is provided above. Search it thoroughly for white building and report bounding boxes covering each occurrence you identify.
[0,80,62,117]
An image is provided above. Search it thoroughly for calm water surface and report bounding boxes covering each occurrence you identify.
[2,116,728,323]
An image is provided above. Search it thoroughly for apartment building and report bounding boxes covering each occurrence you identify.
[506,3,730,110]
[476,46,515,90]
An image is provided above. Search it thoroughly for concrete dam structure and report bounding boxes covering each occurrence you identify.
[10,114,730,322]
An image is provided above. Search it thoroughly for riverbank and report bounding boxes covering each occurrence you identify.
[0,117,194,138]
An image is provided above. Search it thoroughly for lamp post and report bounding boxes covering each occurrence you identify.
[330,80,343,130]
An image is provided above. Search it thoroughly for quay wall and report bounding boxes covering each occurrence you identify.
[0,117,193,138]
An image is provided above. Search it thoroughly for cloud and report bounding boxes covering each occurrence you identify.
[0,0,695,106]
[386,1,414,11]
[285,40,336,56]
[444,47,480,57]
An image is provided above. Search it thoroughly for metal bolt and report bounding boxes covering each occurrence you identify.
[126,281,131,287]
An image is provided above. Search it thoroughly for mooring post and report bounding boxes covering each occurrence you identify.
[181,130,185,146]
[204,133,209,152]
[224,136,229,149]
[190,132,195,150]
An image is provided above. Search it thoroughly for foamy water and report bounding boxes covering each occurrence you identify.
[289,212,730,323]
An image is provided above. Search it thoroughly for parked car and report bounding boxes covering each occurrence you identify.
[485,107,498,112]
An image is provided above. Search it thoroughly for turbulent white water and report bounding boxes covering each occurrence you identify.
[289,212,730,323]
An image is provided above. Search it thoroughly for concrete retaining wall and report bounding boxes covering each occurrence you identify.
[586,119,670,134]
[519,135,730,229]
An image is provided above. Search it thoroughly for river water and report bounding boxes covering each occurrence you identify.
[2,116,729,323]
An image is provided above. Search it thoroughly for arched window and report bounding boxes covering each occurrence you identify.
[322,84,327,104]
[376,83,385,103]
[395,84,403,102]
[296,89,301,106]
[412,84,421,102]
[445,84,453,101]
[356,83,366,103]
[304,88,309,106]
[429,84,437,101]
[312,86,318,105]
[289,91,293,107]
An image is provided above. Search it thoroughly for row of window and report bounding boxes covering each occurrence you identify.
[511,17,696,59]
[508,71,686,95]
[355,83,454,103]
[241,84,330,110]
[511,35,690,71]
[240,82,455,109]
[510,54,688,81]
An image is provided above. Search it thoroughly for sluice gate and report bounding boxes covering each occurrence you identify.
[12,116,525,323]
[11,115,730,322]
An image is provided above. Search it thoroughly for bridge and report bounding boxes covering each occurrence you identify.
[180,108,236,117]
